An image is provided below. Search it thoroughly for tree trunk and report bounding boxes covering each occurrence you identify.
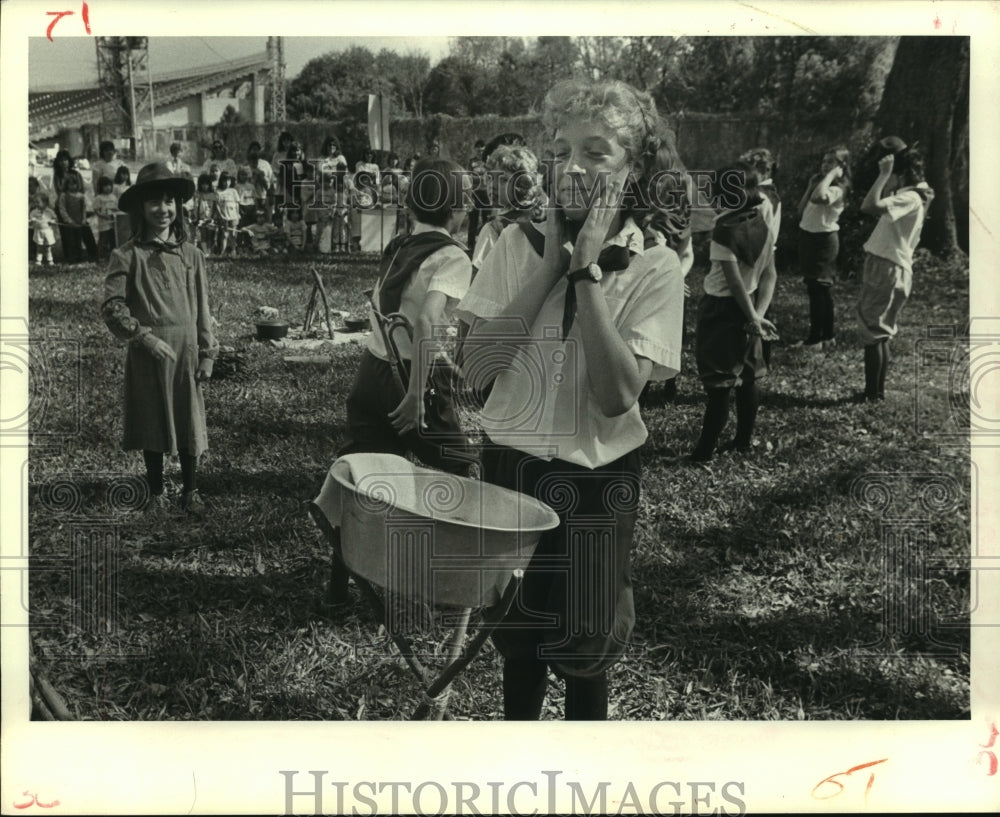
[873,36,969,256]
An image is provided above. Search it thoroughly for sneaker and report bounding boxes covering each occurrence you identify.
[181,490,207,517]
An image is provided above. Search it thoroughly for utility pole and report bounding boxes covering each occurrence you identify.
[266,36,286,123]
[95,37,155,158]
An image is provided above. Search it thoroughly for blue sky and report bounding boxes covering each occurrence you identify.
[29,36,450,90]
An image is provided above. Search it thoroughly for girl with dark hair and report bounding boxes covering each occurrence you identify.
[101,163,217,517]
[856,143,934,402]
[52,150,86,259]
[325,159,476,604]
[686,161,778,462]
[57,172,98,263]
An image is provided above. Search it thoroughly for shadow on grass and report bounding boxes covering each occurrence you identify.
[644,610,968,719]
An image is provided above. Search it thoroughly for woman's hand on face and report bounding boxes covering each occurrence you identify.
[571,171,626,269]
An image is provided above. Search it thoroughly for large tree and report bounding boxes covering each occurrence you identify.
[285,46,378,122]
[873,35,969,255]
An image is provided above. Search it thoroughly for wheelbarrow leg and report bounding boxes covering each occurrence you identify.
[307,502,350,606]
[430,609,471,721]
[351,573,456,721]
[410,570,524,721]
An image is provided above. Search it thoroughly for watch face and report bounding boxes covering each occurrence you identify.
[590,263,603,282]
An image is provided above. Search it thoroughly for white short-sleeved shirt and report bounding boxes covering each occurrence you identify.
[759,180,781,249]
[703,205,775,298]
[471,219,503,271]
[799,184,845,233]
[367,223,472,362]
[455,218,684,469]
[862,185,930,271]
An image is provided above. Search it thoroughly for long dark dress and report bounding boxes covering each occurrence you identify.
[102,237,218,456]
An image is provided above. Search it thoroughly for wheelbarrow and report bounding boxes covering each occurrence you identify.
[310,452,559,720]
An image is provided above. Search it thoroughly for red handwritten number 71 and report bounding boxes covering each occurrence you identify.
[811,758,889,802]
[46,3,90,41]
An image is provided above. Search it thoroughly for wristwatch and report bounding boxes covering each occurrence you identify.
[567,263,603,284]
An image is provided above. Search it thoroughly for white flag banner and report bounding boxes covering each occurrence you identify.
[367,93,391,152]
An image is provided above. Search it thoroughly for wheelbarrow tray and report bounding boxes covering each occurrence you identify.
[313,453,559,609]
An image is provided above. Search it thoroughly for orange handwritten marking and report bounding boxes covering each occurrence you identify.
[811,758,889,800]
[81,2,90,33]
[933,15,941,29]
[12,791,60,810]
[977,751,998,776]
[14,791,36,810]
[980,722,998,748]
[45,11,74,41]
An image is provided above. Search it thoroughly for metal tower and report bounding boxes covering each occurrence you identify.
[95,37,155,157]
[266,36,286,123]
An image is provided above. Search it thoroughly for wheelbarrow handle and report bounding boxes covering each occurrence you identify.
[367,292,414,395]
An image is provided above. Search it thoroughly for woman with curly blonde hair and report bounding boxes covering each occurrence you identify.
[456,78,685,720]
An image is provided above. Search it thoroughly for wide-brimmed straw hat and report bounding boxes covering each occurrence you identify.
[118,162,195,212]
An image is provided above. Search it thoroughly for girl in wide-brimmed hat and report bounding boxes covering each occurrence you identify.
[101,163,219,518]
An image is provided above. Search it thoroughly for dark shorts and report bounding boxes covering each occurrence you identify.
[695,295,767,389]
[482,444,640,678]
[798,228,839,285]
[340,349,476,475]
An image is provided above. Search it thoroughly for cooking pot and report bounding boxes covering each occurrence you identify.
[343,316,370,332]
[256,321,289,341]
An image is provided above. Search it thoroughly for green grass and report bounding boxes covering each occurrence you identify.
[27,248,970,720]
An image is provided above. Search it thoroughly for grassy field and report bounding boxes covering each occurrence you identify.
[26,246,970,721]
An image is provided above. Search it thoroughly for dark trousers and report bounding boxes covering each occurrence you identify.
[98,229,116,263]
[482,444,640,719]
[61,224,97,263]
[339,350,475,475]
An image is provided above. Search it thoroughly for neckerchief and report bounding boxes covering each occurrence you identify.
[134,234,187,257]
[518,220,635,341]
[485,210,519,243]
[376,230,466,316]
[712,205,769,268]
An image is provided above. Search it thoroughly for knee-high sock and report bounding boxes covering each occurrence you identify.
[806,280,823,343]
[734,371,759,448]
[143,450,164,495]
[503,658,548,720]
[691,387,731,460]
[876,339,890,398]
[864,344,880,399]
[564,672,608,721]
[179,452,197,494]
[816,284,835,341]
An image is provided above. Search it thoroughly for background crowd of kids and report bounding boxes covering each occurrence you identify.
[63,78,933,720]
[42,115,934,514]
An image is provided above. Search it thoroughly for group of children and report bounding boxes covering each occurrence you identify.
[29,142,134,266]
[100,76,933,723]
